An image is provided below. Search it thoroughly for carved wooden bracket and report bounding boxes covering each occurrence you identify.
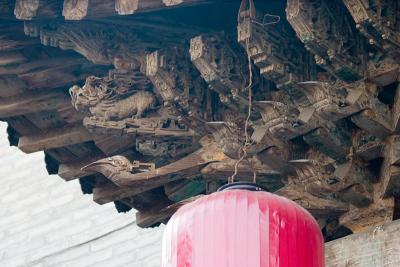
[238,13,316,88]
[286,0,366,83]
[190,33,251,111]
[145,47,214,134]
[14,0,61,20]
[342,0,400,56]
[380,135,400,197]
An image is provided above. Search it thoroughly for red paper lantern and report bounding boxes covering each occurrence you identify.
[161,184,324,267]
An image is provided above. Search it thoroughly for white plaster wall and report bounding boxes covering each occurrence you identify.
[0,122,164,267]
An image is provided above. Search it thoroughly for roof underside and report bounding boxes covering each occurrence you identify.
[0,0,399,241]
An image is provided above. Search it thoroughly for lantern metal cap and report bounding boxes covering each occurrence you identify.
[218,182,267,192]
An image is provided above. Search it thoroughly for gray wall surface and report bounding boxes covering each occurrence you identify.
[0,122,164,267]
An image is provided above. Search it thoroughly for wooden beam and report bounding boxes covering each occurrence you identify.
[0,56,108,100]
[394,82,400,132]
[0,90,70,118]
[276,186,349,218]
[368,63,399,87]
[56,103,86,125]
[18,61,87,89]
[93,182,160,205]
[136,195,202,228]
[59,0,214,17]
[14,0,61,20]
[163,0,202,6]
[92,133,136,156]
[58,154,105,181]
[5,116,41,136]
[0,75,27,97]
[351,108,393,139]
[63,0,116,20]
[0,50,28,66]
[0,56,84,76]
[380,135,400,197]
[84,145,227,187]
[44,147,81,163]
[0,30,38,50]
[115,0,166,15]
[59,162,93,181]
[352,130,383,161]
[325,220,400,267]
[303,124,351,161]
[340,184,394,233]
[18,124,92,153]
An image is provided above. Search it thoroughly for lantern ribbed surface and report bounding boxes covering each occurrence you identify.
[161,189,324,267]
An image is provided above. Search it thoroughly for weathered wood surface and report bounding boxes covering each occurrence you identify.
[18,124,92,153]
[380,136,400,197]
[136,195,202,228]
[116,0,210,15]
[58,152,105,180]
[325,220,400,267]
[62,0,116,20]
[115,0,163,15]
[14,0,62,20]
[10,0,215,20]
[0,91,70,118]
[0,0,399,232]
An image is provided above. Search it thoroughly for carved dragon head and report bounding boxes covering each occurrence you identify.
[69,75,117,112]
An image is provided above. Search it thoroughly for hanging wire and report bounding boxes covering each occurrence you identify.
[229,1,281,184]
[251,13,281,27]
[229,37,253,183]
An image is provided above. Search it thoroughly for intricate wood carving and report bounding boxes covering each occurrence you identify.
[238,7,316,89]
[70,77,155,121]
[296,80,393,138]
[68,69,179,138]
[286,0,366,82]
[342,0,400,55]
[83,141,227,188]
[340,184,395,233]
[255,100,321,141]
[164,179,206,202]
[1,1,400,233]
[14,0,40,20]
[287,156,374,208]
[135,136,194,158]
[367,60,399,87]
[58,152,105,181]
[146,47,215,134]
[352,130,383,161]
[24,18,200,70]
[190,33,251,111]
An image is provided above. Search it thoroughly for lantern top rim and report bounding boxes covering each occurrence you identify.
[218,182,268,192]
